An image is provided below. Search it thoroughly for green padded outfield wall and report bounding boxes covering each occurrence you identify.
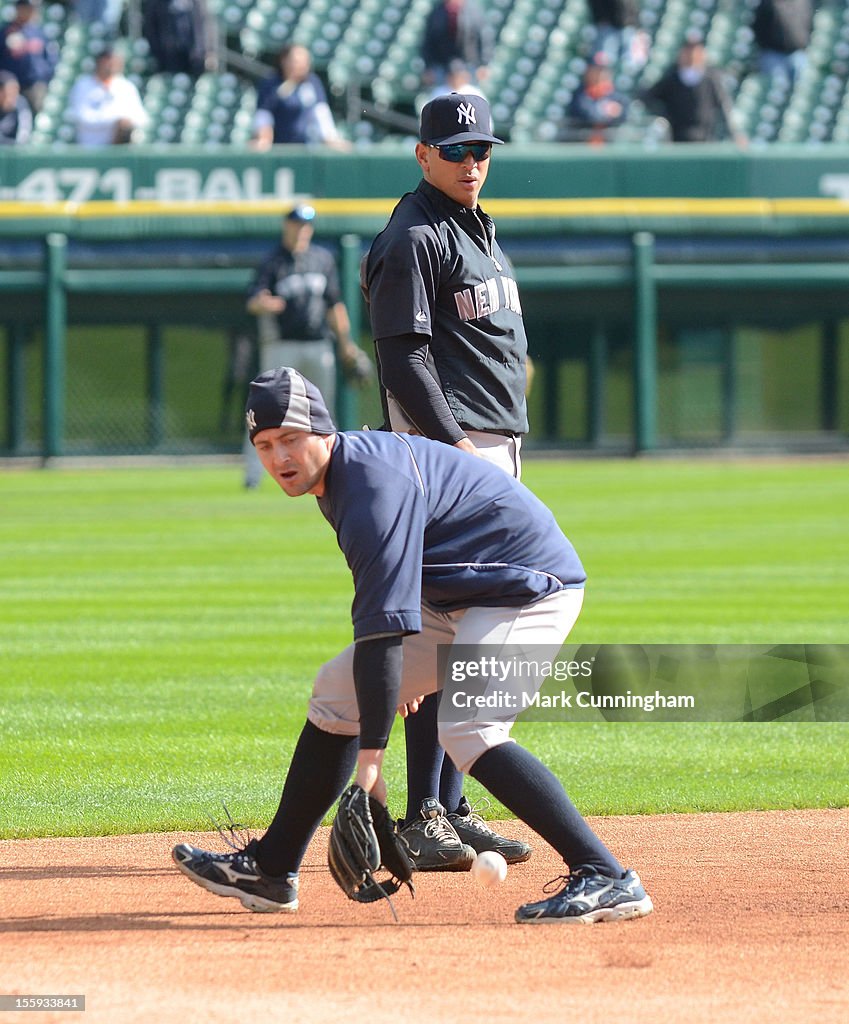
[4,144,849,204]
[2,145,848,457]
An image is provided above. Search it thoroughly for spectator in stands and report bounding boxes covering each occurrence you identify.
[251,44,349,150]
[421,0,494,88]
[142,0,218,78]
[66,46,149,146]
[0,69,32,143]
[563,52,630,143]
[0,0,58,114]
[752,0,813,87]
[641,32,746,144]
[73,0,124,35]
[426,58,487,103]
[586,0,649,75]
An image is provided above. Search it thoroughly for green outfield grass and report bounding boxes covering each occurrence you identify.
[1,458,847,839]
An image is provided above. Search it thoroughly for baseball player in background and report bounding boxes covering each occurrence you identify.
[243,204,372,489]
[360,92,530,869]
[173,367,654,925]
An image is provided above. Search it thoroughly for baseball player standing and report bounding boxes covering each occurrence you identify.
[243,204,371,488]
[173,367,653,925]
[360,92,529,868]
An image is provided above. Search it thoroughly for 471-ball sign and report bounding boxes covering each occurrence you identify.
[0,165,297,204]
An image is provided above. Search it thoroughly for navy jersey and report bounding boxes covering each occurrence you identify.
[256,72,330,144]
[361,180,529,436]
[0,24,58,90]
[249,242,342,341]
[317,432,585,640]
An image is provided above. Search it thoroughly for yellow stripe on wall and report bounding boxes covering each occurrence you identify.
[2,197,849,219]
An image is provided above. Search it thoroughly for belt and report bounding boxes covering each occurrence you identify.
[461,427,522,439]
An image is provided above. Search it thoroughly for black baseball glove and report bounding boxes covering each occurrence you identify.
[328,784,415,916]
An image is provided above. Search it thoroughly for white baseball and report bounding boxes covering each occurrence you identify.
[471,850,508,887]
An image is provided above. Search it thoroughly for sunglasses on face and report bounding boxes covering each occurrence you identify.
[430,142,492,163]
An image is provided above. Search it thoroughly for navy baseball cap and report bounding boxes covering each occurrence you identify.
[286,204,316,223]
[419,93,503,146]
[246,367,336,443]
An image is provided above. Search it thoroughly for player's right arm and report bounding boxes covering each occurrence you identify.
[247,290,285,315]
[376,333,471,447]
[351,634,404,801]
[320,448,425,774]
[366,221,478,452]
[246,252,285,315]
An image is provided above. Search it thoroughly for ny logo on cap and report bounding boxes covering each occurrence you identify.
[457,102,477,127]
[246,408,257,430]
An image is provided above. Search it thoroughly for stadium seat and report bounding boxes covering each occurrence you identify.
[17,0,849,147]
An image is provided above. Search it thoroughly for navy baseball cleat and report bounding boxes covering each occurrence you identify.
[515,867,653,924]
[400,798,476,871]
[172,838,299,913]
[448,797,532,864]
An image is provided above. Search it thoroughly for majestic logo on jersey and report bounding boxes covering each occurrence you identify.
[415,309,428,322]
[457,103,477,127]
[246,408,257,431]
[453,276,523,322]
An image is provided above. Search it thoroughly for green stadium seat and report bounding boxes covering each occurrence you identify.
[17,0,849,147]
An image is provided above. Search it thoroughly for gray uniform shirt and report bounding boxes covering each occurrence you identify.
[362,180,529,437]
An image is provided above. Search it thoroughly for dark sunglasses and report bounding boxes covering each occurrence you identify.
[430,142,492,163]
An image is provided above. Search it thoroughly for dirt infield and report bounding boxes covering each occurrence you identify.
[1,809,847,1024]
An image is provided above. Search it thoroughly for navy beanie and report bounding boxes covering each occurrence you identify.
[246,366,336,443]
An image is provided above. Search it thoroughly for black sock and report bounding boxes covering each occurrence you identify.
[255,720,358,876]
[468,743,624,876]
[402,692,467,821]
[402,692,445,821]
[439,749,464,817]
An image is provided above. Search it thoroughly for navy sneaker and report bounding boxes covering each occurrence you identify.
[448,797,532,864]
[515,867,653,924]
[400,798,476,872]
[172,837,299,913]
